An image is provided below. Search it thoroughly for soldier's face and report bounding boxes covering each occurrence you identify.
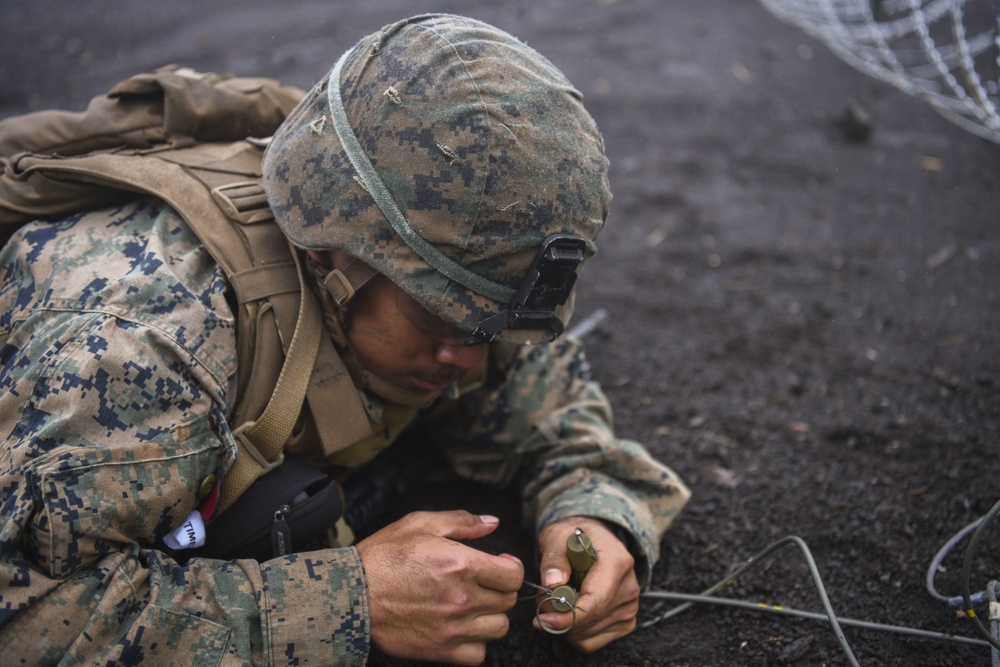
[344,273,486,393]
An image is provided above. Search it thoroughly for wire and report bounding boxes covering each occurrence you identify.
[640,535,861,666]
[989,581,1000,667]
[640,591,989,649]
[962,497,1000,650]
[926,514,986,606]
[567,307,608,339]
[638,532,996,664]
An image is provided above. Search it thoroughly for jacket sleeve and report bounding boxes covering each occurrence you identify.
[429,336,691,586]
[0,307,370,666]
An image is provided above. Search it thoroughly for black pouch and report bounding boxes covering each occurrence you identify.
[194,455,344,561]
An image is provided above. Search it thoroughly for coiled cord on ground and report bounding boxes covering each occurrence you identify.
[637,501,1000,666]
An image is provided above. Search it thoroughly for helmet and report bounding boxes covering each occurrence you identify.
[263,13,611,344]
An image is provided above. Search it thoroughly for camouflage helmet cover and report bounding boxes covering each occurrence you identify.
[263,13,612,344]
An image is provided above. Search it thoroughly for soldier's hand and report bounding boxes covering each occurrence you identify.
[535,517,640,652]
[356,510,524,665]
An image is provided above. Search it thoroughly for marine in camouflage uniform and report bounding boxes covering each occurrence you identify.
[0,14,690,666]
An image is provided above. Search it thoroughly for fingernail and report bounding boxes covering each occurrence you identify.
[543,568,563,588]
[479,514,499,524]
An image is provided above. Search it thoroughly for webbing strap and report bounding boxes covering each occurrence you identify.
[305,331,374,460]
[11,147,378,514]
[229,262,299,303]
[324,258,379,305]
[222,247,322,512]
[8,149,322,513]
[326,50,516,304]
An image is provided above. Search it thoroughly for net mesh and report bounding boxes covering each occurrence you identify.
[758,0,1000,142]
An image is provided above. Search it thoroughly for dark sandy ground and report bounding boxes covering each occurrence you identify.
[2,1,999,665]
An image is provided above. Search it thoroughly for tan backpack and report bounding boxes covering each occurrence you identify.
[0,66,371,514]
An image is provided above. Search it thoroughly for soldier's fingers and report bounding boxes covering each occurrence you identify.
[472,610,512,640]
[472,551,524,593]
[579,592,639,628]
[564,598,639,649]
[533,609,576,633]
[443,613,511,665]
[468,586,519,616]
[575,573,640,621]
[566,615,638,653]
[537,542,571,589]
[404,510,502,541]
[444,642,488,667]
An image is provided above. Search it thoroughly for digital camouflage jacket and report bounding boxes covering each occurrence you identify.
[0,200,690,666]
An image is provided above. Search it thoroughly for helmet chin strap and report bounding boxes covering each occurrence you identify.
[322,257,380,307]
[305,253,375,348]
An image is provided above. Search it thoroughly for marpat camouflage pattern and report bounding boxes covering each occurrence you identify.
[1,13,689,666]
[1,198,688,665]
[264,15,613,344]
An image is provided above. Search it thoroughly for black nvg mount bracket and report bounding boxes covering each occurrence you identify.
[473,233,586,342]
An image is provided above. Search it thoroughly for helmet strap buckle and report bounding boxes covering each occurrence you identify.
[323,258,379,306]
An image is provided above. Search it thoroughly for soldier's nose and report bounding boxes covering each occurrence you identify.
[434,340,486,369]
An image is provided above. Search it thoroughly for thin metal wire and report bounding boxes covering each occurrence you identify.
[640,535,861,666]
[640,591,991,648]
[961,497,1000,649]
[520,580,587,635]
[926,514,986,604]
[638,528,997,663]
[534,596,578,635]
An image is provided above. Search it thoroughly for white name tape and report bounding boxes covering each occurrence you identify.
[163,510,207,550]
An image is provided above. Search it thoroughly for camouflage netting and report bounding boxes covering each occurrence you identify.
[759,0,1000,142]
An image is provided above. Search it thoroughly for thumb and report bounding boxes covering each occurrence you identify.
[538,542,570,590]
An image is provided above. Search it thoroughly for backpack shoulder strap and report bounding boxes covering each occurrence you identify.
[7,142,373,513]
[0,69,373,514]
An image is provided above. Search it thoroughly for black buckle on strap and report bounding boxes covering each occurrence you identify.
[472,233,586,342]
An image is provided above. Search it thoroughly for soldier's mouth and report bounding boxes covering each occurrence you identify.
[409,371,460,392]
